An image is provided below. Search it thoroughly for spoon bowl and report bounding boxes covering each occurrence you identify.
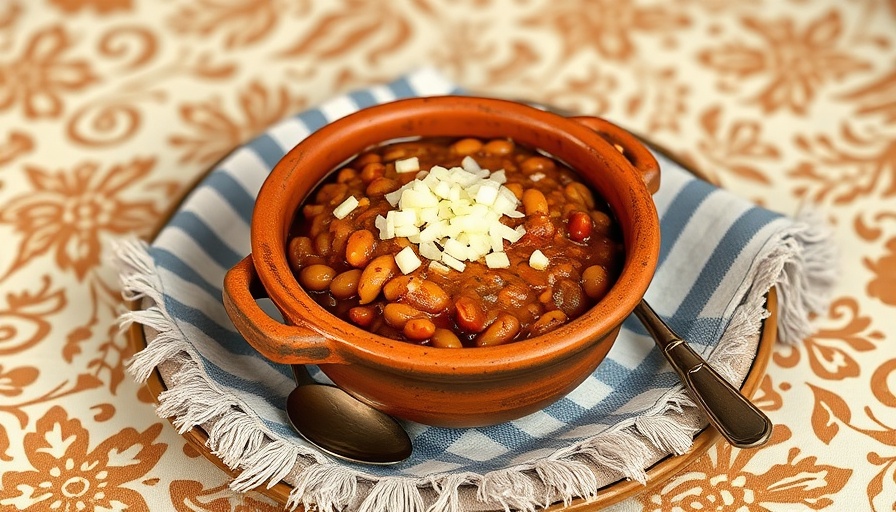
[286,365,412,465]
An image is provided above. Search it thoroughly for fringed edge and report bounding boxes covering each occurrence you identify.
[113,236,334,494]
[110,201,838,512]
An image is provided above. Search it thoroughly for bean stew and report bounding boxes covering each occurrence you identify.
[287,137,625,347]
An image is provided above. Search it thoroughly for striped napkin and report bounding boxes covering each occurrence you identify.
[116,68,836,512]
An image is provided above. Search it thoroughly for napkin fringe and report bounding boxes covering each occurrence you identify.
[113,201,837,512]
[358,477,426,512]
[289,464,361,512]
[425,473,483,512]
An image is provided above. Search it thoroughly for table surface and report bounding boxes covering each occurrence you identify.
[1,1,894,511]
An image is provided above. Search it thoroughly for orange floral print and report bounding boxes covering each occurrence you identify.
[642,426,852,511]
[0,364,38,397]
[0,157,162,280]
[168,0,280,49]
[170,481,281,511]
[0,25,98,119]
[169,80,299,165]
[0,406,165,511]
[278,0,413,64]
[694,105,780,185]
[865,237,896,305]
[809,382,896,510]
[0,130,33,165]
[0,276,66,356]
[49,0,132,13]
[773,297,884,380]
[523,0,690,61]
[699,10,871,114]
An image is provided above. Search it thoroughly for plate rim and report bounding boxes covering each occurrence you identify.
[126,135,777,511]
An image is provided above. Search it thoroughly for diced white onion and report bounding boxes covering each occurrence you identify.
[395,246,422,274]
[370,156,527,272]
[441,253,466,272]
[395,157,420,174]
[485,252,510,269]
[529,249,549,270]
[333,196,359,219]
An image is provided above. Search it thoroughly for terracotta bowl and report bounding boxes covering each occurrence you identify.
[223,96,661,428]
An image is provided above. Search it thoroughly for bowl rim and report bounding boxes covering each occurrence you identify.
[249,95,660,373]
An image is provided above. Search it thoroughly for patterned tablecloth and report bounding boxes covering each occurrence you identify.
[0,1,894,511]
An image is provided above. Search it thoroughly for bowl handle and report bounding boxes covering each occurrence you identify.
[223,256,344,364]
[570,116,660,194]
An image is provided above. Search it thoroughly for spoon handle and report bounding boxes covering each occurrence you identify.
[634,300,772,449]
[291,364,316,386]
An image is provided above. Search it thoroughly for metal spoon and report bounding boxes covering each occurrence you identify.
[634,300,772,448]
[285,364,413,464]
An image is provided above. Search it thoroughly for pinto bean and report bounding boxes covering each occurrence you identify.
[454,296,487,333]
[403,318,436,341]
[357,255,397,304]
[530,310,568,336]
[329,269,362,299]
[582,265,611,299]
[384,303,425,329]
[476,314,521,347]
[522,189,549,216]
[430,328,463,348]
[299,264,335,291]
[345,229,376,268]
[348,306,376,327]
[564,182,596,209]
[452,138,483,155]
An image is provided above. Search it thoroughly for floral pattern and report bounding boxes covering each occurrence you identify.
[1,0,893,510]
[0,25,98,119]
[0,406,165,511]
[0,158,164,280]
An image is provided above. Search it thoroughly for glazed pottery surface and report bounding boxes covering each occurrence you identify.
[223,96,661,427]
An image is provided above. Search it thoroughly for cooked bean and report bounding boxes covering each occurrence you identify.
[314,232,332,256]
[346,229,376,268]
[567,211,593,242]
[366,177,399,196]
[525,215,555,238]
[382,147,408,161]
[531,309,567,336]
[383,275,413,301]
[553,279,587,317]
[582,265,611,299]
[288,236,316,271]
[504,182,524,200]
[455,296,486,333]
[521,155,555,174]
[476,313,521,347]
[483,139,514,155]
[590,210,612,235]
[452,138,483,155]
[303,203,325,218]
[330,269,362,299]
[360,162,386,182]
[384,303,425,329]
[430,328,463,348]
[565,182,595,209]
[299,264,335,291]
[355,152,381,167]
[357,255,397,304]
[336,168,357,184]
[316,183,348,205]
[348,306,376,327]
[403,318,436,340]
[522,189,548,216]
[289,135,626,344]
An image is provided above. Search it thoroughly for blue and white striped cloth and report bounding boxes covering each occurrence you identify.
[120,69,832,510]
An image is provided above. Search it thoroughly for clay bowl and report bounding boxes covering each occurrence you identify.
[223,96,661,428]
